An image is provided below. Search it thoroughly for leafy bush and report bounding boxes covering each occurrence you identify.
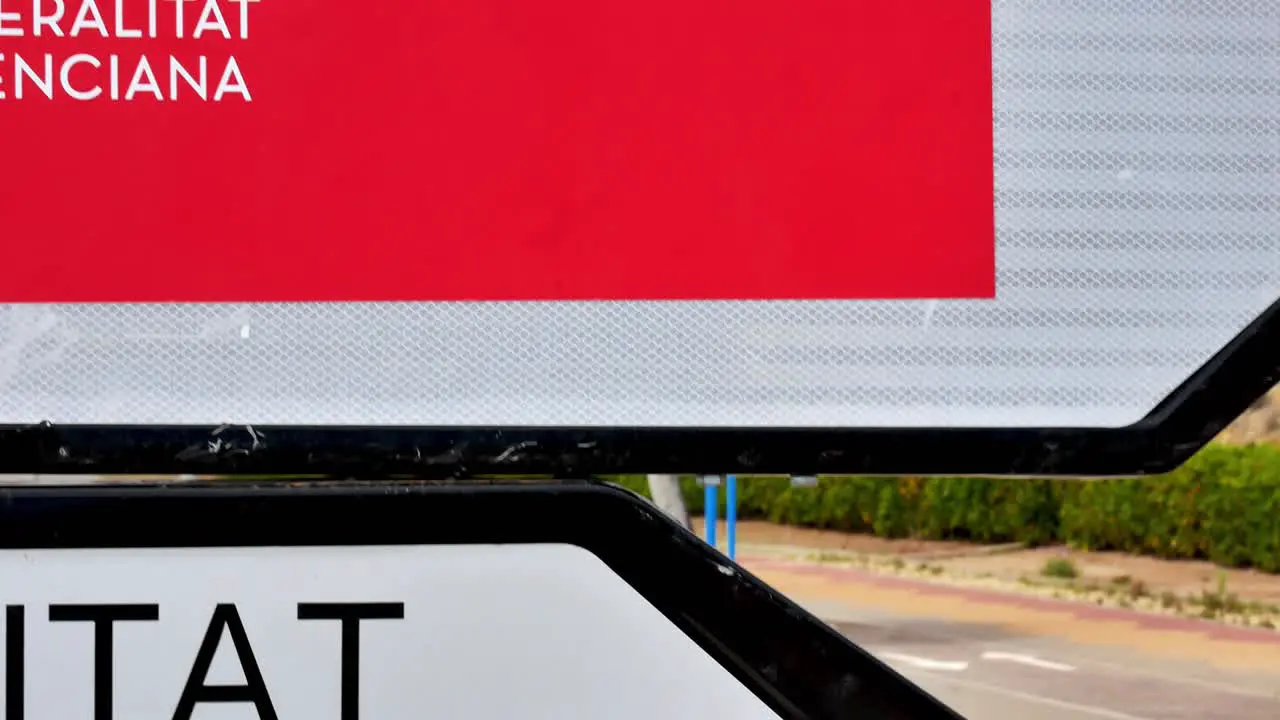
[1042,557,1078,579]
[602,443,1280,572]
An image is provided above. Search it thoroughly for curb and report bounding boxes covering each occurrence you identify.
[901,542,1028,561]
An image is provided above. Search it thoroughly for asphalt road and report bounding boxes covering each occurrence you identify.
[806,601,1280,720]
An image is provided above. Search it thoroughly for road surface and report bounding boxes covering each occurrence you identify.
[829,607,1279,719]
[747,558,1280,720]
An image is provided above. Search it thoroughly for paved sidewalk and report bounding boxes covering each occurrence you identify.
[699,518,1280,606]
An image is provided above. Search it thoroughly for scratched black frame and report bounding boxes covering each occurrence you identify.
[0,481,962,720]
[0,298,1277,478]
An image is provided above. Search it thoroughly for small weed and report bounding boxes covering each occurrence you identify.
[1195,572,1242,618]
[1111,575,1132,586]
[929,565,944,576]
[1128,579,1150,599]
[1258,619,1276,630]
[1200,590,1224,615]
[1042,557,1079,580]
[890,557,905,570]
[1160,591,1182,610]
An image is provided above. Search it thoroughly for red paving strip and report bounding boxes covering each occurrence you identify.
[740,555,1280,647]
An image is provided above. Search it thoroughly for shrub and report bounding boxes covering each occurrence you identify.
[1042,557,1078,579]
[601,443,1280,573]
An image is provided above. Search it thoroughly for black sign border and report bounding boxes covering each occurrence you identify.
[0,298,1276,477]
[0,480,960,720]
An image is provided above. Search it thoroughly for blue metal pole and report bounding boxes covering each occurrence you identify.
[704,482,718,549]
[726,474,737,560]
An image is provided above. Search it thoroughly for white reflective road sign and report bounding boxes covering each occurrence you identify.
[0,544,780,720]
[0,0,1277,431]
[0,484,959,718]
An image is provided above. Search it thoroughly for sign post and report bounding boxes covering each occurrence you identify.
[726,475,738,561]
[700,475,720,549]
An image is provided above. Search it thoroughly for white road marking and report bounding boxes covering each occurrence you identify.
[982,651,1076,672]
[879,651,969,672]
[1016,646,1280,700]
[908,669,1156,720]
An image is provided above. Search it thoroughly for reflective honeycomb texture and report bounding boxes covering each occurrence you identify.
[2,0,1278,428]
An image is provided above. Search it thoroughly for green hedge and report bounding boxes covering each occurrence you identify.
[604,443,1280,572]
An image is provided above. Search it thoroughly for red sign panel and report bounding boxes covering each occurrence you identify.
[0,0,993,302]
